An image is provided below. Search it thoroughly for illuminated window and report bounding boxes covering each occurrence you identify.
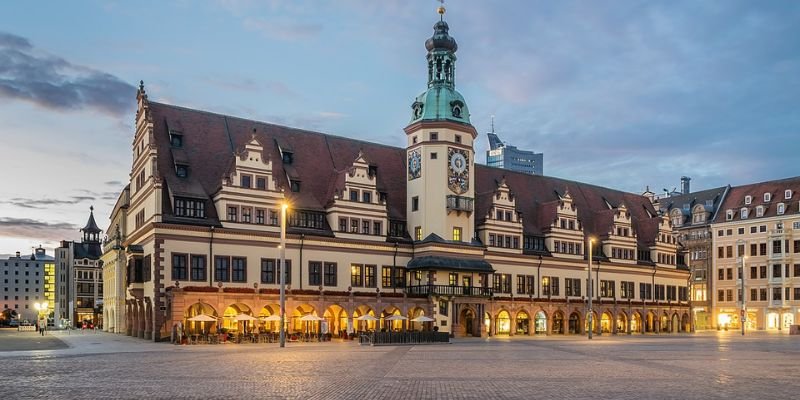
[453,227,462,242]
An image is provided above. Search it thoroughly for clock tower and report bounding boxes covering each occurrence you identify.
[405,6,478,243]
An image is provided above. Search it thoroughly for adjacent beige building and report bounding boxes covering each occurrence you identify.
[711,177,800,331]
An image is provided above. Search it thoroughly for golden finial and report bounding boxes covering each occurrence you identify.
[437,0,446,19]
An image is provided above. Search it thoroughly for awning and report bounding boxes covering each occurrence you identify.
[406,255,494,273]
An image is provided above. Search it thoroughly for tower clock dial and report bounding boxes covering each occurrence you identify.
[408,149,422,180]
[447,147,469,194]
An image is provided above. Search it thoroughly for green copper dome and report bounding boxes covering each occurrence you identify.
[409,16,471,125]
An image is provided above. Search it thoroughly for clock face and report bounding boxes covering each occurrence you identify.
[408,149,422,180]
[447,147,469,194]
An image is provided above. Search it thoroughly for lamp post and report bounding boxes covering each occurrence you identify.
[741,255,747,336]
[587,237,595,340]
[279,202,289,348]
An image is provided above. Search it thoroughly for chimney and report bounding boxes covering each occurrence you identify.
[15,251,20,258]
[681,176,691,195]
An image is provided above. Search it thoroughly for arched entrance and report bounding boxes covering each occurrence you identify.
[184,302,218,335]
[600,312,612,333]
[496,310,511,334]
[515,311,530,335]
[222,303,253,333]
[646,311,655,332]
[552,311,564,334]
[258,304,280,333]
[632,311,642,333]
[460,307,477,337]
[671,313,680,333]
[616,312,628,334]
[585,311,598,334]
[681,313,690,332]
[381,306,403,332]
[534,311,547,335]
[293,304,318,334]
[408,307,426,331]
[568,312,581,334]
[660,313,669,333]
[323,304,348,336]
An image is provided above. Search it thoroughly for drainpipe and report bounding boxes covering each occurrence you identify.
[209,226,214,287]
[536,255,542,299]
[392,242,399,294]
[299,234,305,289]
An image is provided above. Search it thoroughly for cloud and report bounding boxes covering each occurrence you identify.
[0,217,80,242]
[0,31,136,117]
[104,180,123,186]
[1,193,120,209]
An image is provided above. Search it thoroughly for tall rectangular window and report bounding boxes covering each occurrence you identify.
[324,262,337,286]
[255,209,265,224]
[241,207,252,223]
[231,257,246,282]
[415,226,422,241]
[190,255,206,281]
[214,256,230,282]
[260,259,275,284]
[241,175,251,188]
[172,254,187,280]
[373,221,382,236]
[227,206,238,222]
[382,266,393,288]
[277,260,292,285]
[453,227,462,242]
[449,272,458,286]
[565,278,581,297]
[351,264,363,287]
[309,261,322,286]
[365,265,376,288]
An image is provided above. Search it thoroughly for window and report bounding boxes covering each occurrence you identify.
[227,206,238,222]
[373,221,382,236]
[241,175,251,188]
[795,264,800,277]
[764,192,771,202]
[174,198,206,218]
[256,177,266,190]
[565,278,581,297]
[760,265,767,279]
[439,299,448,316]
[455,134,461,143]
[362,220,370,234]
[725,210,733,221]
[750,266,757,279]
[600,280,615,298]
[640,283,652,300]
[214,256,230,282]
[278,260,292,284]
[324,262,337,286]
[309,261,322,286]
[269,210,279,226]
[412,196,419,212]
[169,131,183,147]
[349,190,358,201]
[172,254,188,280]
[364,265,376,287]
[338,218,347,232]
[414,226,422,241]
[772,287,782,300]
[750,288,758,301]
[777,203,785,215]
[449,272,458,286]
[362,191,371,203]
[740,208,748,219]
[290,180,300,192]
[241,207,252,223]
[382,266,393,288]
[430,132,438,141]
[255,209,265,224]
[725,289,732,302]
[756,206,764,217]
[453,227,462,242]
[389,221,406,237]
[772,264,782,278]
[726,268,733,280]
[773,240,783,254]
[760,243,767,255]
[493,274,511,293]
[744,195,752,205]
[350,264,363,287]
[176,164,188,178]
[260,259,275,284]
[231,257,246,282]
[190,255,206,281]
[667,285,677,301]
[785,189,792,199]
[288,210,325,229]
[760,225,767,233]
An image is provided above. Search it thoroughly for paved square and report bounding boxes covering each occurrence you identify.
[1,330,798,399]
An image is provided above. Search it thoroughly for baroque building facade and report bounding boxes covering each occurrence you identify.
[55,208,104,327]
[710,177,800,331]
[105,10,690,341]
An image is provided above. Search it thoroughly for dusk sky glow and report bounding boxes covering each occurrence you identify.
[1,0,798,255]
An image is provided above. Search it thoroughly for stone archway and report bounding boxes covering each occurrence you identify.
[600,311,613,334]
[381,305,403,332]
[496,310,512,335]
[616,311,628,334]
[671,312,680,333]
[552,311,564,334]
[533,310,547,335]
[459,306,478,337]
[632,311,643,333]
[323,304,348,336]
[681,312,690,332]
[515,310,530,335]
[184,302,219,335]
[568,311,581,334]
[222,303,254,333]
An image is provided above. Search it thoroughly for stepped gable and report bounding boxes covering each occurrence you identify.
[476,166,661,246]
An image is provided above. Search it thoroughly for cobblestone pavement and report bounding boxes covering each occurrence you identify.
[0,329,68,351]
[1,331,798,399]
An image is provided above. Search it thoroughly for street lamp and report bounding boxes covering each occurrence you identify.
[587,237,595,340]
[279,202,289,348]
[741,255,747,336]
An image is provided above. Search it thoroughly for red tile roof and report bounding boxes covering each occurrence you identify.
[148,101,665,246]
[712,176,800,223]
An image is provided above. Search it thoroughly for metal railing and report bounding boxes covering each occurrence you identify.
[446,195,474,212]
[360,331,450,346]
[406,284,492,297]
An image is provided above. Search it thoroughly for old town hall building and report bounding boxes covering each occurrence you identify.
[104,9,690,341]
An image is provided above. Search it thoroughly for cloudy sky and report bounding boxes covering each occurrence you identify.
[1,0,798,256]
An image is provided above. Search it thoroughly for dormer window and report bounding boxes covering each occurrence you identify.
[764,192,771,202]
[672,216,682,227]
[756,206,764,217]
[175,164,188,178]
[362,191,372,203]
[726,210,734,221]
[744,195,752,205]
[740,208,748,219]
[256,177,266,190]
[349,190,358,201]
[282,152,294,165]
[452,105,462,118]
[290,180,300,192]
[785,190,792,199]
[777,203,785,215]
[169,131,183,147]
[240,175,251,188]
